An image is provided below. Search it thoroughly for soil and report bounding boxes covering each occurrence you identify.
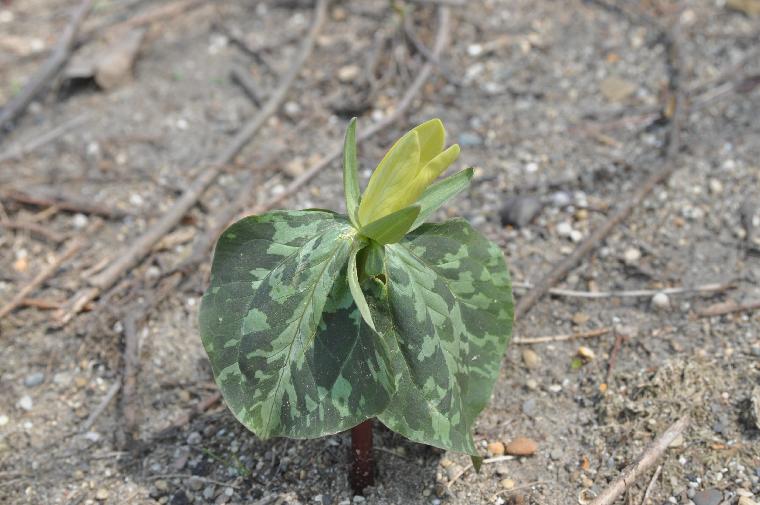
[1,1,759,504]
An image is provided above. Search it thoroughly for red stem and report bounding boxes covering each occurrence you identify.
[349,419,374,493]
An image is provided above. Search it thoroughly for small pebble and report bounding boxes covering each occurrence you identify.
[499,195,543,228]
[23,371,45,388]
[548,384,562,393]
[692,489,722,505]
[577,346,595,361]
[500,478,515,490]
[17,395,33,411]
[623,247,641,264]
[581,475,594,488]
[72,213,89,229]
[187,476,203,491]
[187,432,202,445]
[446,464,463,481]
[521,349,540,369]
[651,292,670,310]
[0,414,8,426]
[522,398,537,416]
[708,178,723,194]
[284,101,301,117]
[203,486,215,500]
[505,437,538,456]
[738,497,758,505]
[572,312,590,325]
[556,221,573,238]
[337,65,360,82]
[487,441,505,456]
[95,488,109,501]
[458,132,483,147]
[155,480,169,492]
[550,448,563,460]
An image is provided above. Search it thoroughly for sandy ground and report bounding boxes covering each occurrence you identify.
[1,0,759,504]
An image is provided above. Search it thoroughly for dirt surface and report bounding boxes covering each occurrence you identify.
[1,1,759,504]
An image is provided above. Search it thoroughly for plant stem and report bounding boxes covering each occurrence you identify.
[350,419,374,493]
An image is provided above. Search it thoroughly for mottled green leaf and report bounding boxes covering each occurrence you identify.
[360,205,420,245]
[343,118,360,228]
[199,210,395,439]
[374,218,513,455]
[348,238,374,330]
[410,168,473,231]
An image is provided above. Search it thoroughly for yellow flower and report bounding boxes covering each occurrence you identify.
[357,119,460,227]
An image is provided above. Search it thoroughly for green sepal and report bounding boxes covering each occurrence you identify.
[348,238,375,330]
[410,168,473,231]
[362,240,385,278]
[360,205,421,245]
[342,117,360,228]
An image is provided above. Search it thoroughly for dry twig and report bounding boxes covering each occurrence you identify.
[0,237,85,320]
[119,316,140,447]
[511,281,734,299]
[589,416,689,505]
[1,188,127,219]
[81,377,122,432]
[639,465,662,505]
[0,0,94,134]
[0,114,89,163]
[696,299,760,318]
[513,327,611,345]
[54,0,330,326]
[0,220,66,243]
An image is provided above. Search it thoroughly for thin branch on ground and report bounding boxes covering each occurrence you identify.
[0,220,66,243]
[81,377,122,432]
[589,416,689,505]
[514,18,685,319]
[0,114,89,163]
[0,0,94,135]
[230,66,263,107]
[53,0,330,326]
[639,465,662,505]
[511,281,735,299]
[402,11,459,86]
[146,474,242,489]
[1,188,127,219]
[118,316,140,448]
[513,327,611,345]
[696,299,760,318]
[605,330,628,383]
[0,236,86,320]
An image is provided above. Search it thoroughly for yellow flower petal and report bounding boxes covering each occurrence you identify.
[411,118,446,167]
[358,130,421,226]
[415,144,461,189]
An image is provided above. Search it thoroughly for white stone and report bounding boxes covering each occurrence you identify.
[18,395,33,411]
[651,292,670,310]
[556,221,573,238]
[624,247,641,263]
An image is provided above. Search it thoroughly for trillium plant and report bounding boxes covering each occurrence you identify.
[199,118,514,492]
